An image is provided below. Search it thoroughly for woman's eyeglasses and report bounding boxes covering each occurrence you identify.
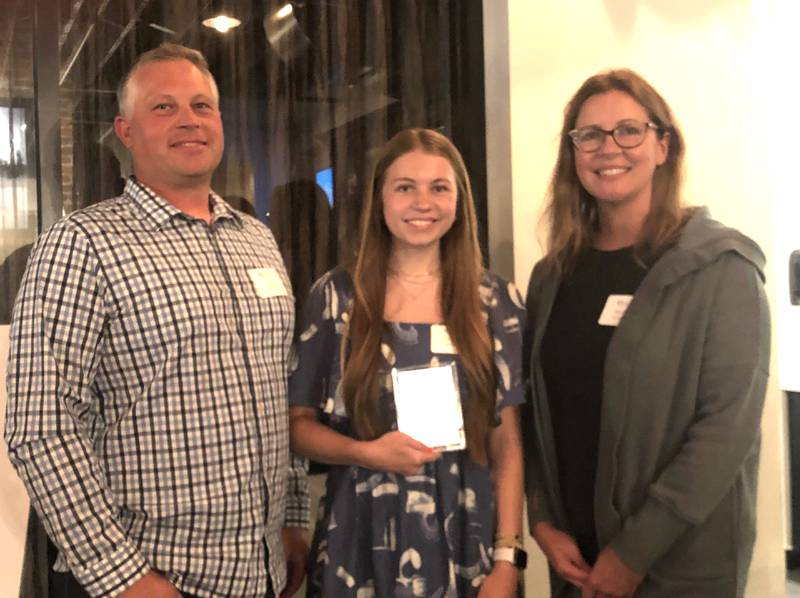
[568,120,662,152]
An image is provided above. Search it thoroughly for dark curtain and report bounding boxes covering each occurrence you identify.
[213,0,462,315]
[62,0,478,314]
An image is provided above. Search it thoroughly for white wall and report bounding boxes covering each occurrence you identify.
[758,1,800,395]
[0,325,28,597]
[502,0,787,595]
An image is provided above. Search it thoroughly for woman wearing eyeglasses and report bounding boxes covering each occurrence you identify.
[523,69,769,598]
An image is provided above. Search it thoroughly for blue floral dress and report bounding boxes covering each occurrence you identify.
[289,268,525,598]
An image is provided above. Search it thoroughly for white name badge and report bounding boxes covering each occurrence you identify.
[391,363,466,452]
[598,294,633,327]
[430,324,457,354]
[247,268,287,299]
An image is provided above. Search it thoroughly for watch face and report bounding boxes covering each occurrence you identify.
[515,548,528,570]
[495,546,528,570]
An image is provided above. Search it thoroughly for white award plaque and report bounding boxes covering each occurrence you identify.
[391,362,466,452]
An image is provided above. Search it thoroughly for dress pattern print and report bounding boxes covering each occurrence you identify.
[289,268,525,597]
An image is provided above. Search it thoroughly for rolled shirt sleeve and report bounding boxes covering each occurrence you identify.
[5,222,149,597]
[284,452,310,527]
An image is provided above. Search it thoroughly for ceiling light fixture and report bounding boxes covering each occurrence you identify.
[202,15,242,33]
[276,4,294,19]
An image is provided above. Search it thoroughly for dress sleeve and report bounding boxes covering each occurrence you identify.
[288,272,338,411]
[487,275,527,412]
[4,222,150,597]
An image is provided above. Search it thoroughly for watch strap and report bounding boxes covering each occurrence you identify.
[493,545,528,570]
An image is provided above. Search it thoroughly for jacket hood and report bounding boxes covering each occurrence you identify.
[654,206,766,287]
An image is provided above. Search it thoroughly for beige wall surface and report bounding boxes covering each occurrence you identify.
[502,0,786,596]
[0,325,28,597]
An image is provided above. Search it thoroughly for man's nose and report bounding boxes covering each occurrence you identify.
[175,105,200,128]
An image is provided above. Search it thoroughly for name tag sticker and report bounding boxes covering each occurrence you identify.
[430,324,457,354]
[598,294,633,327]
[247,268,287,299]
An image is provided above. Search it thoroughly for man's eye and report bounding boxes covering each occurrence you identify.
[154,103,171,111]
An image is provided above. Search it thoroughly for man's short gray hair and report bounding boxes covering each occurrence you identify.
[117,42,220,116]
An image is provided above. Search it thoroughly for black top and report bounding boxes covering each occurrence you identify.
[540,246,647,562]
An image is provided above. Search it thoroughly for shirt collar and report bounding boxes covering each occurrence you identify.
[124,176,243,231]
[209,193,243,227]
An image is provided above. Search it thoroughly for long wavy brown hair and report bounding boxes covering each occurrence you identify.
[543,68,688,273]
[341,128,495,465]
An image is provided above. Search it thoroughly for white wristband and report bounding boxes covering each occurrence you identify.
[494,546,516,564]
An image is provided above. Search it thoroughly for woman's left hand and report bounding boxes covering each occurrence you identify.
[478,561,519,598]
[581,547,643,598]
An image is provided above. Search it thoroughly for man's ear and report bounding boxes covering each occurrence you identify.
[114,115,133,148]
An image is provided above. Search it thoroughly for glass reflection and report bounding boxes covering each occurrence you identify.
[0,0,37,325]
[51,0,467,316]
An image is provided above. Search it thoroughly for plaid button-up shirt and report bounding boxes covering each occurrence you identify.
[5,178,309,597]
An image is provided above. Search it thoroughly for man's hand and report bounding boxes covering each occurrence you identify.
[478,560,519,598]
[533,522,591,588]
[581,547,643,598]
[117,571,181,598]
[281,526,309,597]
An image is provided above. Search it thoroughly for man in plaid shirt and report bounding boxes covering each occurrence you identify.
[4,43,309,598]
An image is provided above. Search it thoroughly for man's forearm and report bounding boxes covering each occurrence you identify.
[8,434,149,597]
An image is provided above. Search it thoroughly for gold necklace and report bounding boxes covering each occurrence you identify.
[388,268,441,285]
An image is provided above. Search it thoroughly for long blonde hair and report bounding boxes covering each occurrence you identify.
[341,128,495,464]
[544,68,687,273]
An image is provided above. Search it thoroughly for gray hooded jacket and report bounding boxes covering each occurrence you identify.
[523,208,770,597]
